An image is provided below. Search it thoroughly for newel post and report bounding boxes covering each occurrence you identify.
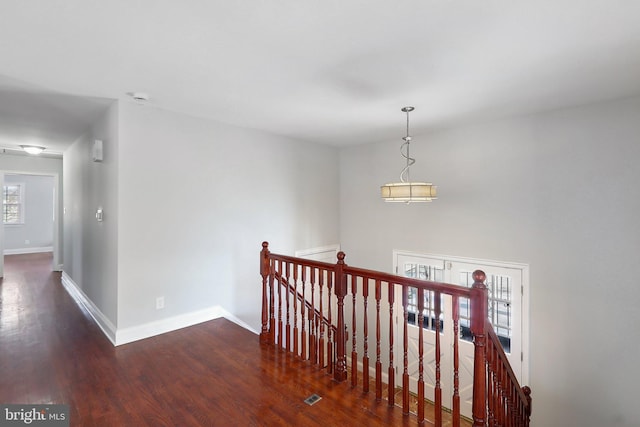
[260,241,271,344]
[470,270,488,427]
[334,251,348,382]
[523,385,532,422]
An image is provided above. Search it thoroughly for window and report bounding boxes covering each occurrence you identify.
[3,183,25,224]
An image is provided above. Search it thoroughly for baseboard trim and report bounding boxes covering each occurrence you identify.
[60,271,258,346]
[211,307,259,335]
[61,272,117,345]
[115,306,259,346]
[4,246,53,255]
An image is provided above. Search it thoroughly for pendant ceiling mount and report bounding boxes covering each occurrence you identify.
[380,106,437,203]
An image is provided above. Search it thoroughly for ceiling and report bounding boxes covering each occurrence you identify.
[2,1,640,154]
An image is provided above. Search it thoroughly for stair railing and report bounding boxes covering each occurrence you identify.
[259,242,531,427]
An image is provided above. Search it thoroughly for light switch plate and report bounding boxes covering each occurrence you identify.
[93,139,103,162]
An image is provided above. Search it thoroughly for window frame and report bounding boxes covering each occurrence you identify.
[3,182,26,225]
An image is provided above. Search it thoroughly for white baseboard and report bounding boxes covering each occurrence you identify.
[60,272,259,346]
[4,246,53,255]
[61,272,117,345]
[115,306,259,346]
[211,307,260,335]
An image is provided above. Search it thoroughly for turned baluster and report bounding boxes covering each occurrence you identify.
[285,262,291,352]
[375,279,382,401]
[490,352,497,425]
[507,378,515,427]
[491,343,499,427]
[310,267,317,363]
[269,263,275,344]
[327,272,333,374]
[300,265,307,359]
[351,274,358,388]
[498,349,504,427]
[402,285,409,415]
[417,287,425,423]
[363,278,370,393]
[388,281,395,406]
[319,270,325,367]
[452,295,461,427]
[503,373,509,426]
[293,263,299,356]
[277,259,283,348]
[435,291,442,427]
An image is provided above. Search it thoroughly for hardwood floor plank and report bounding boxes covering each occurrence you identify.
[0,253,428,426]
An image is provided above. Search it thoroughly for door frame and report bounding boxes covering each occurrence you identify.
[295,244,341,262]
[0,171,61,276]
[393,250,530,387]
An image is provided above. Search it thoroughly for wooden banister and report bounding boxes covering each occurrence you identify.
[486,320,532,426]
[259,242,532,427]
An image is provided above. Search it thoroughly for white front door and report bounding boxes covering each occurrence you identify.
[448,261,523,417]
[396,255,451,406]
[395,252,528,418]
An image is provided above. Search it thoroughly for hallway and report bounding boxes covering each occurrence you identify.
[0,253,429,426]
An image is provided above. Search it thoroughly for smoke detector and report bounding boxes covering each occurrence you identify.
[127,92,150,104]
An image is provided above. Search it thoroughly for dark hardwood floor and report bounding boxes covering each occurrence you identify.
[0,253,432,426]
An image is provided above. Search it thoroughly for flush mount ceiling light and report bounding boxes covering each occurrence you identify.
[380,107,437,203]
[20,145,46,155]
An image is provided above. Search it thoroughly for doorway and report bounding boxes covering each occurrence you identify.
[393,251,529,418]
[0,172,60,277]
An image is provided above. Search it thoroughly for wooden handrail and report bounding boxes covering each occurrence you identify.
[486,320,529,405]
[342,264,471,298]
[273,270,338,336]
[268,252,472,298]
[344,264,473,299]
[486,319,532,426]
[260,242,532,427]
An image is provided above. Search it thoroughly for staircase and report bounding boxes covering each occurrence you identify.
[259,242,532,427]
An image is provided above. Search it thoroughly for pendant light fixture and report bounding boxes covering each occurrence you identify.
[380,106,437,203]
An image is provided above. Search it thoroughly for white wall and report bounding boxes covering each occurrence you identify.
[4,174,54,252]
[63,101,119,325]
[339,96,640,427]
[117,102,339,331]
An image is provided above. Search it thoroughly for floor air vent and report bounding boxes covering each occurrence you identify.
[304,394,322,406]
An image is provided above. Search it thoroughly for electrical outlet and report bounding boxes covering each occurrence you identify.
[156,296,165,310]
[25,240,30,245]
